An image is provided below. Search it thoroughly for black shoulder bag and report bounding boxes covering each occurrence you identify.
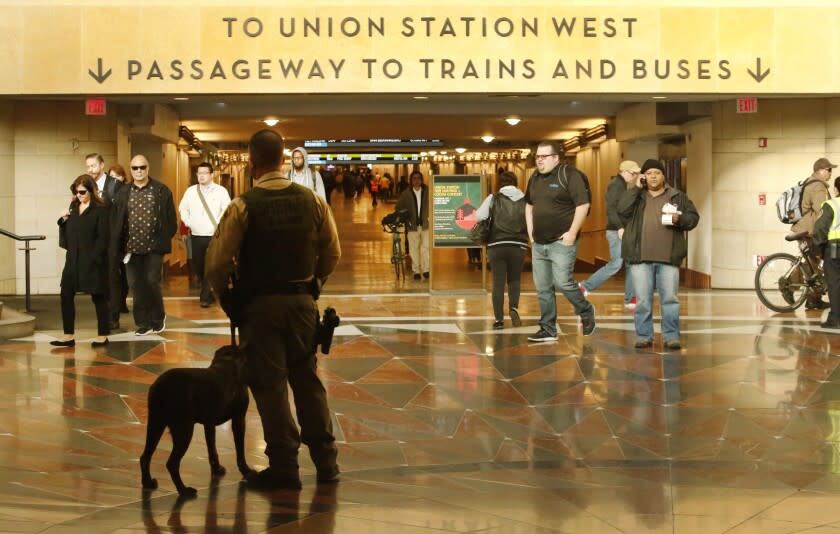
[469,194,498,244]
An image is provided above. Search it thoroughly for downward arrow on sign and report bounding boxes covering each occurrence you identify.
[747,57,770,83]
[88,58,112,84]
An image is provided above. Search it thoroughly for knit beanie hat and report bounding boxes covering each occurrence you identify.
[640,159,665,174]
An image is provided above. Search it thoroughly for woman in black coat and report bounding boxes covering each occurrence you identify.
[51,175,111,347]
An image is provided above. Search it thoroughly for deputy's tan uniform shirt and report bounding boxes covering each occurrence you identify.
[205,171,341,297]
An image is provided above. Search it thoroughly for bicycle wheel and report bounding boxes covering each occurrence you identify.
[754,252,809,312]
[392,239,403,279]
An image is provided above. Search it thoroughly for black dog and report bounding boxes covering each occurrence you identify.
[140,343,254,496]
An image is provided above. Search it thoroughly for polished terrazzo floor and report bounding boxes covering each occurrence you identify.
[2,192,840,533]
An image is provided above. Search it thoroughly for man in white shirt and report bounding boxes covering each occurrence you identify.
[178,162,232,307]
[288,147,327,200]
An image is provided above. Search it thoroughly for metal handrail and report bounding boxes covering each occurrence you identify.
[0,228,46,242]
[0,228,46,312]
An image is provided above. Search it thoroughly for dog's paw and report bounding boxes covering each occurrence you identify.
[142,478,158,490]
[239,467,257,478]
[177,486,198,498]
[211,464,227,477]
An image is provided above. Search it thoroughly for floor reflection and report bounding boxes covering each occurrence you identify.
[2,190,840,532]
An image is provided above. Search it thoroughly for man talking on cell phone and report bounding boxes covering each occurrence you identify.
[617,159,700,351]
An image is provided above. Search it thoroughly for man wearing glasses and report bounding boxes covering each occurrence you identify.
[109,155,178,336]
[524,141,596,341]
[792,157,836,310]
[178,162,231,307]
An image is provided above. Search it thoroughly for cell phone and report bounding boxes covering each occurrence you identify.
[640,176,647,189]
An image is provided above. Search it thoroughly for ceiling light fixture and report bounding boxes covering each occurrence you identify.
[263,118,279,126]
[428,150,437,156]
[173,97,189,101]
[481,135,495,143]
[455,147,467,154]
[652,96,668,100]
[413,96,429,100]
[505,117,521,126]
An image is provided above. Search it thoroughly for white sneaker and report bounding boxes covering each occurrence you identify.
[624,297,637,309]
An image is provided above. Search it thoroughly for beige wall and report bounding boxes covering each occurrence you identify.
[0,101,14,294]
[683,118,712,277]
[0,99,193,296]
[10,101,118,295]
[711,98,838,288]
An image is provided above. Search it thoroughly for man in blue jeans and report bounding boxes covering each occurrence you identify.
[525,141,596,342]
[578,160,639,308]
[617,159,700,350]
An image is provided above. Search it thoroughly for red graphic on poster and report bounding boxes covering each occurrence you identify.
[455,197,478,230]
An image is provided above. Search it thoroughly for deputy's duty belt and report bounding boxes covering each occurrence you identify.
[258,281,313,295]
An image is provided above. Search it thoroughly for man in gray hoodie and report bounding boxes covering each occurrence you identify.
[288,147,327,200]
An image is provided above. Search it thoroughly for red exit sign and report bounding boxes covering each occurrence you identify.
[85,99,106,116]
[737,97,758,114]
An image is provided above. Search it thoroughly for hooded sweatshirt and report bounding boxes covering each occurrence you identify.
[288,147,327,200]
[476,185,528,247]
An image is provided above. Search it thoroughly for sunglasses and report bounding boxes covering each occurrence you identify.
[131,165,148,171]
[75,190,89,195]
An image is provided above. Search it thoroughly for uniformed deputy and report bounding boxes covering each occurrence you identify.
[205,129,341,490]
[811,176,840,329]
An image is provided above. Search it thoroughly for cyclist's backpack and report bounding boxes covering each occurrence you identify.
[776,179,826,224]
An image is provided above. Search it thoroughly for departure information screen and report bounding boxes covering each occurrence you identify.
[306,153,422,165]
[304,139,443,148]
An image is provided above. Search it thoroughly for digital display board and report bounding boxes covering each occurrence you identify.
[305,139,443,149]
[306,153,422,165]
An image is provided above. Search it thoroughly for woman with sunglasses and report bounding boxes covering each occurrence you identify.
[51,175,111,347]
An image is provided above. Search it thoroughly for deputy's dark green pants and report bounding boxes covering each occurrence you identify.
[241,294,337,477]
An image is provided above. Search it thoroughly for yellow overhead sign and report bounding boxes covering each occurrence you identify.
[1,3,837,94]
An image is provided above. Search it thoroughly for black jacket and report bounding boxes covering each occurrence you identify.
[58,202,110,294]
[395,185,430,231]
[812,200,838,252]
[489,194,528,246]
[109,178,177,260]
[101,175,121,203]
[617,185,700,266]
[605,175,628,230]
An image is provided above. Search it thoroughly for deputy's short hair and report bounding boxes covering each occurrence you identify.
[249,129,285,168]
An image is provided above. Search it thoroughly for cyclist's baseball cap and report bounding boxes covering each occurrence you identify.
[814,157,837,172]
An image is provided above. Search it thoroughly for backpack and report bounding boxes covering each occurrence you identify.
[776,179,826,224]
[556,164,592,215]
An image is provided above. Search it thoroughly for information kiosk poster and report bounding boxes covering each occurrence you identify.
[431,175,484,248]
